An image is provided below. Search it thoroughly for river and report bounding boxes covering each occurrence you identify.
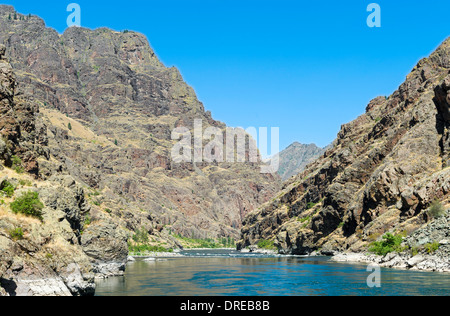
[95,249,450,296]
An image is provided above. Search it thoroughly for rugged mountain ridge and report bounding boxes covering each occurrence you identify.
[238,38,450,261]
[274,142,325,181]
[0,5,280,243]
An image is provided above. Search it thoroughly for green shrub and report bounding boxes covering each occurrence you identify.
[173,234,235,249]
[132,227,149,244]
[11,155,24,174]
[18,179,32,187]
[10,191,44,220]
[128,243,173,253]
[257,239,276,250]
[298,216,311,223]
[9,227,24,241]
[428,200,446,219]
[1,181,15,197]
[84,214,91,226]
[424,242,440,254]
[368,233,405,256]
[306,202,316,210]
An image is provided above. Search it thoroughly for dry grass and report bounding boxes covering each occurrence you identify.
[41,107,113,146]
[0,202,42,227]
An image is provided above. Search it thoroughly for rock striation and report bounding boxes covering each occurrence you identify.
[238,37,450,262]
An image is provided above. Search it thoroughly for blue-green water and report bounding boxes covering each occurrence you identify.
[95,250,450,296]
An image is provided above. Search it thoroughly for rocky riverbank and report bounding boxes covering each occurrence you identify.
[331,250,449,273]
[331,211,450,273]
[239,245,278,255]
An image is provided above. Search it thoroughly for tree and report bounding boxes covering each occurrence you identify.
[68,122,72,130]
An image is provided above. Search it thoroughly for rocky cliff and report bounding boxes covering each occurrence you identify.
[238,38,450,262]
[0,4,280,244]
[274,142,325,181]
[0,42,99,296]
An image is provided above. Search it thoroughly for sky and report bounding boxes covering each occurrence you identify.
[2,0,450,152]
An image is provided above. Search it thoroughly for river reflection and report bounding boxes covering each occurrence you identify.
[95,250,450,296]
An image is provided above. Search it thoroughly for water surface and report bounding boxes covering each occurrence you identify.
[95,249,450,296]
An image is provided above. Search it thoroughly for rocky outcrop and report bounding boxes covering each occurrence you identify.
[40,175,129,278]
[273,142,326,181]
[0,173,129,295]
[238,37,450,257]
[80,217,128,278]
[0,174,96,296]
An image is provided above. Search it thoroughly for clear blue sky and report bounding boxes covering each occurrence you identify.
[3,0,450,151]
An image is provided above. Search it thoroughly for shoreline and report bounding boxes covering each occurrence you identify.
[128,247,449,273]
[128,248,237,260]
[330,252,450,273]
[181,247,236,251]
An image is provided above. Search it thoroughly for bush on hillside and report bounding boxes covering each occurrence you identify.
[10,191,44,220]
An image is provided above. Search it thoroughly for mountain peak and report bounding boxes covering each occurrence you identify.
[275,142,325,181]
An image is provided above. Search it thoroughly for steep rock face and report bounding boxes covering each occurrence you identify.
[0,5,280,241]
[0,25,125,295]
[0,48,94,295]
[238,38,450,255]
[0,43,44,175]
[274,142,325,181]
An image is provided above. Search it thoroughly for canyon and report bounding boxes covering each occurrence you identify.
[1,4,449,296]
